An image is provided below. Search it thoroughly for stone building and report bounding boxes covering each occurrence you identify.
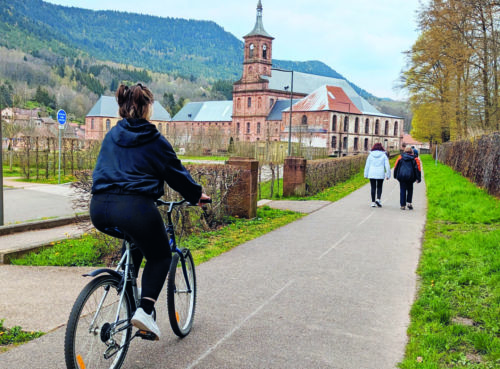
[173,0,403,155]
[84,96,171,140]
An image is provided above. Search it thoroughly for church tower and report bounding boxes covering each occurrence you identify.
[232,1,275,142]
[242,0,274,82]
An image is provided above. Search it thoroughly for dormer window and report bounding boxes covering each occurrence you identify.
[262,44,267,59]
[249,43,255,58]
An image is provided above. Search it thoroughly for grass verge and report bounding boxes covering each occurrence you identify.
[10,206,304,267]
[399,155,500,369]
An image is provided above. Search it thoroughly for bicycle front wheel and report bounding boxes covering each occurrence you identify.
[167,248,197,337]
[65,275,132,369]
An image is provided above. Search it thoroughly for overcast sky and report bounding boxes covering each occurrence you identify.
[44,0,423,100]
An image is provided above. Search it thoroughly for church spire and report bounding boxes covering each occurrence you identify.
[245,0,273,38]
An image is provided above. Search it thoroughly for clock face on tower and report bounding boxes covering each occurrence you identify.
[249,43,255,58]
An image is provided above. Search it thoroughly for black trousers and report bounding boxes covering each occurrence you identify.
[399,181,414,206]
[90,193,171,302]
[369,178,384,202]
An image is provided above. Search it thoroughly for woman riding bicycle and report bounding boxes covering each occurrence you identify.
[90,83,210,340]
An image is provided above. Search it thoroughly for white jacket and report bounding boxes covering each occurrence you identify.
[364,151,391,179]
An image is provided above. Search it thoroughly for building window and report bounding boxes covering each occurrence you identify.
[158,123,162,133]
[364,138,369,151]
[258,97,262,109]
[91,118,95,130]
[257,122,261,134]
[365,118,369,133]
[384,120,389,135]
[246,122,251,134]
[237,98,241,109]
[354,137,359,151]
[263,44,267,59]
[331,136,337,149]
[106,119,111,131]
[343,136,348,151]
[332,115,337,131]
[249,43,254,58]
[237,122,240,133]
[301,115,307,125]
[354,117,359,133]
[394,121,398,136]
[344,116,349,132]
[247,97,251,108]
[375,120,380,135]
[270,98,275,107]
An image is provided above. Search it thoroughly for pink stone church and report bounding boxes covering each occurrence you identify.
[172,0,403,155]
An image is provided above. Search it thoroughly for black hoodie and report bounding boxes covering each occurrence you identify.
[394,153,421,183]
[91,118,202,204]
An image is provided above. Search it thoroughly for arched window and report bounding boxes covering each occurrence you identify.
[91,118,95,130]
[257,122,261,134]
[375,119,380,135]
[246,122,251,134]
[158,123,162,133]
[331,136,337,149]
[394,121,399,136]
[354,117,359,133]
[301,115,308,125]
[237,98,241,109]
[344,116,349,132]
[106,119,111,131]
[354,137,359,150]
[332,115,337,131]
[237,122,240,133]
[247,97,252,108]
[384,120,389,135]
[343,136,348,151]
[258,97,262,109]
[249,43,254,58]
[364,138,369,151]
[365,118,369,133]
[262,44,267,59]
[270,98,275,108]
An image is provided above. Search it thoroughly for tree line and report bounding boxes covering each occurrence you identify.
[403,0,499,143]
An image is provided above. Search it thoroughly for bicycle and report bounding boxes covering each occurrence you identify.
[64,198,210,369]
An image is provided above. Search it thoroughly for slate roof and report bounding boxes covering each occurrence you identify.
[266,99,301,120]
[86,96,171,121]
[172,101,233,122]
[263,70,399,118]
[244,0,273,39]
[290,85,362,114]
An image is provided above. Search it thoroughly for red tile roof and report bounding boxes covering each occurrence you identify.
[291,85,362,114]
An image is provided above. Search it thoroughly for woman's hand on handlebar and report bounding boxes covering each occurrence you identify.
[197,193,211,207]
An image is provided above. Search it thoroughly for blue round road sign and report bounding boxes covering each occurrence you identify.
[57,109,67,125]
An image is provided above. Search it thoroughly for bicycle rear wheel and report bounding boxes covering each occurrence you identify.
[65,275,132,369]
[167,248,196,337]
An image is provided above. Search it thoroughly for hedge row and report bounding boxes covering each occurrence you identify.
[436,132,500,197]
[305,155,367,196]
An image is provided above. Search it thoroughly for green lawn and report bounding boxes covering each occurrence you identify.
[399,155,500,369]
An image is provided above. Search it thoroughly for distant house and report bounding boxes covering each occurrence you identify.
[84,96,171,140]
[402,134,429,151]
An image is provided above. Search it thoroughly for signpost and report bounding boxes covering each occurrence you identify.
[57,109,66,184]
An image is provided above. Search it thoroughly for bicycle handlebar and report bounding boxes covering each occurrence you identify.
[155,198,212,210]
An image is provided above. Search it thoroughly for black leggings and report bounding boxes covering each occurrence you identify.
[90,193,171,302]
[369,178,384,202]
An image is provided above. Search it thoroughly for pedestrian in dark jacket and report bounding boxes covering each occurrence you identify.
[394,146,421,210]
[90,83,210,339]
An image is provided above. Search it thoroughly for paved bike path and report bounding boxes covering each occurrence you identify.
[0,177,426,369]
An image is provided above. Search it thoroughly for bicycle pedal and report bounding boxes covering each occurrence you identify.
[136,330,159,341]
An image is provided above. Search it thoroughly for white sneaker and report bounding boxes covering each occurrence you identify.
[371,202,376,207]
[131,308,161,340]
[375,199,382,207]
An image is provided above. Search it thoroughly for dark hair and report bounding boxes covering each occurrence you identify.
[371,142,385,151]
[116,83,154,119]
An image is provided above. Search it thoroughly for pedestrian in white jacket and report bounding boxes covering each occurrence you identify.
[364,142,391,207]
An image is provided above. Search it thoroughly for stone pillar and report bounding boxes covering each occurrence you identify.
[283,156,307,197]
[226,157,259,219]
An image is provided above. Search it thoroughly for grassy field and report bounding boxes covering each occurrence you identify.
[399,155,500,369]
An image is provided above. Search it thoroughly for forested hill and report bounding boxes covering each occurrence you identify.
[0,0,375,99]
